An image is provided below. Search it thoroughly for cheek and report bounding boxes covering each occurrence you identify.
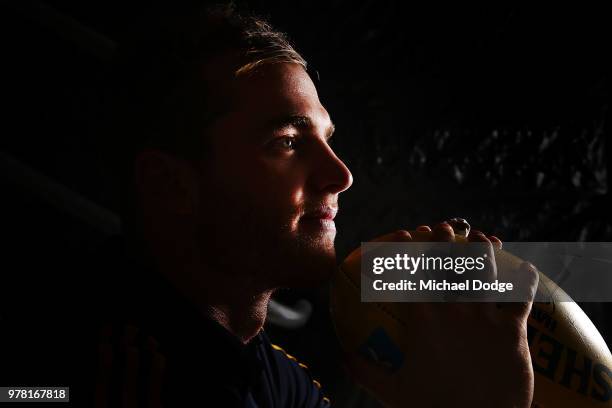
[242,157,306,205]
[205,153,307,217]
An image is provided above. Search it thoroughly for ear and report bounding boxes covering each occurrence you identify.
[133,149,199,216]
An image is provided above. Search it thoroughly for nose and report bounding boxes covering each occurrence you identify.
[309,142,353,194]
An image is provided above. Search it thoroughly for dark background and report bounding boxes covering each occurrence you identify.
[1,1,610,406]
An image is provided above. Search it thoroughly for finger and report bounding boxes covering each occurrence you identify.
[432,222,455,242]
[370,230,412,243]
[344,230,412,269]
[369,231,412,258]
[468,230,494,254]
[499,262,539,320]
[467,230,496,283]
[411,227,432,242]
[467,230,490,244]
[488,235,503,250]
[447,217,470,237]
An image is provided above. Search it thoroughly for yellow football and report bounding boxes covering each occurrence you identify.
[330,232,612,407]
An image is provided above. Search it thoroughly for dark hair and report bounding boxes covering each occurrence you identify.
[99,3,306,230]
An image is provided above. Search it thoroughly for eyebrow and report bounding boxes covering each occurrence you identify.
[263,114,336,140]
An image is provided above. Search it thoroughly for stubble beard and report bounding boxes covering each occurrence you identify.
[195,205,338,290]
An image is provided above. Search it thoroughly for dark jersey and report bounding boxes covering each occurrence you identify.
[91,316,331,407]
[0,236,330,407]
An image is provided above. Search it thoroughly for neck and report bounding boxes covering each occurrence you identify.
[142,228,274,344]
[205,292,273,344]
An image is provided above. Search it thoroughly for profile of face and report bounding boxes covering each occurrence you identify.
[193,62,353,289]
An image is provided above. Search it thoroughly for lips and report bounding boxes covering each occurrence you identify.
[300,206,338,221]
[299,206,338,232]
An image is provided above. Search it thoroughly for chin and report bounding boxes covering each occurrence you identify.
[274,236,338,288]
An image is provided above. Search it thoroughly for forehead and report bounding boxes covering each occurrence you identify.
[211,62,331,133]
[236,63,318,106]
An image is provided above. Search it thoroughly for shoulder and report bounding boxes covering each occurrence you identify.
[258,331,332,407]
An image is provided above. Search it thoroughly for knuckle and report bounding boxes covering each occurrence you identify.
[521,263,540,288]
[395,229,412,239]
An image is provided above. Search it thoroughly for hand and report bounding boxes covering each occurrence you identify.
[342,224,539,408]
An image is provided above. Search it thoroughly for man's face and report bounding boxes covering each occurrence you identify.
[194,62,353,289]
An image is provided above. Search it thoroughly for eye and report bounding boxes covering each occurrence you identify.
[274,136,297,151]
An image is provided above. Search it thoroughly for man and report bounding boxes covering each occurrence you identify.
[87,4,537,407]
